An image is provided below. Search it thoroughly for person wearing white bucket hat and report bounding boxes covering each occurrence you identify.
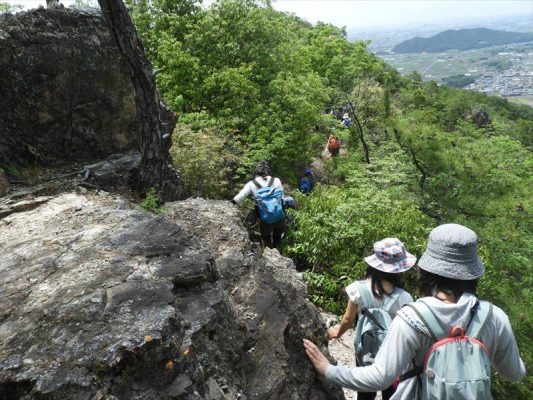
[327,238,416,400]
[304,224,525,400]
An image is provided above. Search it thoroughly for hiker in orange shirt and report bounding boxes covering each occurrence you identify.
[326,134,341,157]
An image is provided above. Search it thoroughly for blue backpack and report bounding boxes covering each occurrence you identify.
[253,178,285,224]
[399,299,493,400]
[298,177,313,194]
[354,281,403,366]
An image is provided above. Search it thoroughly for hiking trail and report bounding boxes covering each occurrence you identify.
[321,312,383,400]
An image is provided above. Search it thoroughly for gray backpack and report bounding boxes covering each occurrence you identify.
[353,281,403,366]
[400,299,493,400]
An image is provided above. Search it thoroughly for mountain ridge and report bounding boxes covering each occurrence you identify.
[392,27,533,53]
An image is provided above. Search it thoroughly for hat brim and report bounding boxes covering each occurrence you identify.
[418,253,484,280]
[364,251,417,273]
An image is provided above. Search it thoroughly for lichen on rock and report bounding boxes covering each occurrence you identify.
[0,193,344,399]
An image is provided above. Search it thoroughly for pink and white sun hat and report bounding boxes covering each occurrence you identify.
[364,238,417,273]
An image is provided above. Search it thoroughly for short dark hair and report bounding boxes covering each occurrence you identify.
[417,267,478,301]
[254,161,271,177]
[365,266,404,299]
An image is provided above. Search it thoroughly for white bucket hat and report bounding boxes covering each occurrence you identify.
[364,238,417,273]
[418,224,484,280]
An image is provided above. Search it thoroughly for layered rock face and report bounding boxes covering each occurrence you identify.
[0,8,138,166]
[0,193,344,400]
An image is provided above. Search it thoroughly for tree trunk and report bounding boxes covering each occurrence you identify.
[97,0,183,201]
[344,99,371,164]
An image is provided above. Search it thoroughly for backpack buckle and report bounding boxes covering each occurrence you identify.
[449,325,464,337]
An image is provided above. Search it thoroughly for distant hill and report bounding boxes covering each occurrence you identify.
[392,28,533,53]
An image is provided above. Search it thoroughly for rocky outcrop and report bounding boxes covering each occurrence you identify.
[0,8,138,166]
[0,192,344,400]
[469,107,492,128]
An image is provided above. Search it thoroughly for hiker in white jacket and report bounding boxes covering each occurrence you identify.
[304,224,526,400]
[232,161,284,249]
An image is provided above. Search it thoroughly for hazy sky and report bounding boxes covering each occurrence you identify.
[6,0,533,30]
[273,0,533,29]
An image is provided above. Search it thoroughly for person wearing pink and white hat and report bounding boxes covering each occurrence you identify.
[304,224,525,400]
[327,238,417,400]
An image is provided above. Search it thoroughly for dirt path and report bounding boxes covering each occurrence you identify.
[311,145,349,182]
[321,313,382,400]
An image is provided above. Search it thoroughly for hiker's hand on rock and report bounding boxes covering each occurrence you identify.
[303,339,330,375]
[328,325,341,339]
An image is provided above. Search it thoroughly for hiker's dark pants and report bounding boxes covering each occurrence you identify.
[329,147,340,156]
[259,219,285,249]
[357,386,395,400]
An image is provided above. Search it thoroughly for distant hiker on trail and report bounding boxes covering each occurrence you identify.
[341,113,352,128]
[232,161,285,249]
[298,168,314,195]
[326,134,341,157]
[328,238,416,400]
[282,195,296,227]
[304,224,526,400]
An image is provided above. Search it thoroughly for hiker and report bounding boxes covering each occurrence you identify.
[283,195,296,210]
[328,238,416,400]
[298,168,314,195]
[282,195,296,227]
[341,113,352,128]
[326,134,341,157]
[231,161,285,249]
[304,224,526,400]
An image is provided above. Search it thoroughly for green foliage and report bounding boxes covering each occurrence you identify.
[442,74,476,88]
[126,1,532,395]
[0,163,22,180]
[285,161,432,311]
[138,187,165,214]
[128,0,389,185]
[170,114,239,198]
[485,59,512,73]
[0,2,22,13]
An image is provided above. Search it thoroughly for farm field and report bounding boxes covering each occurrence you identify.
[379,42,533,97]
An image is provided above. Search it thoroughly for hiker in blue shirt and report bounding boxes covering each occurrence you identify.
[298,168,314,195]
[232,161,285,249]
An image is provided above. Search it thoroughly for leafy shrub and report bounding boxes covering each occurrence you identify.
[138,187,164,214]
[126,1,532,394]
[285,165,432,312]
[170,116,239,198]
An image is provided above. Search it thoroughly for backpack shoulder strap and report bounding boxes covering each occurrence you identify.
[466,300,493,338]
[355,281,374,310]
[382,288,403,313]
[406,301,446,341]
[267,176,275,187]
[355,281,387,331]
[252,179,262,190]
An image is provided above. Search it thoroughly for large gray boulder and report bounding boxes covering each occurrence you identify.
[0,8,138,166]
[0,193,344,400]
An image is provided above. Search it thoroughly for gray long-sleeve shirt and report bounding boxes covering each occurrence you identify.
[325,293,526,399]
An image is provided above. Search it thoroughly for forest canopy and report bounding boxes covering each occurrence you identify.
[125,0,532,396]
